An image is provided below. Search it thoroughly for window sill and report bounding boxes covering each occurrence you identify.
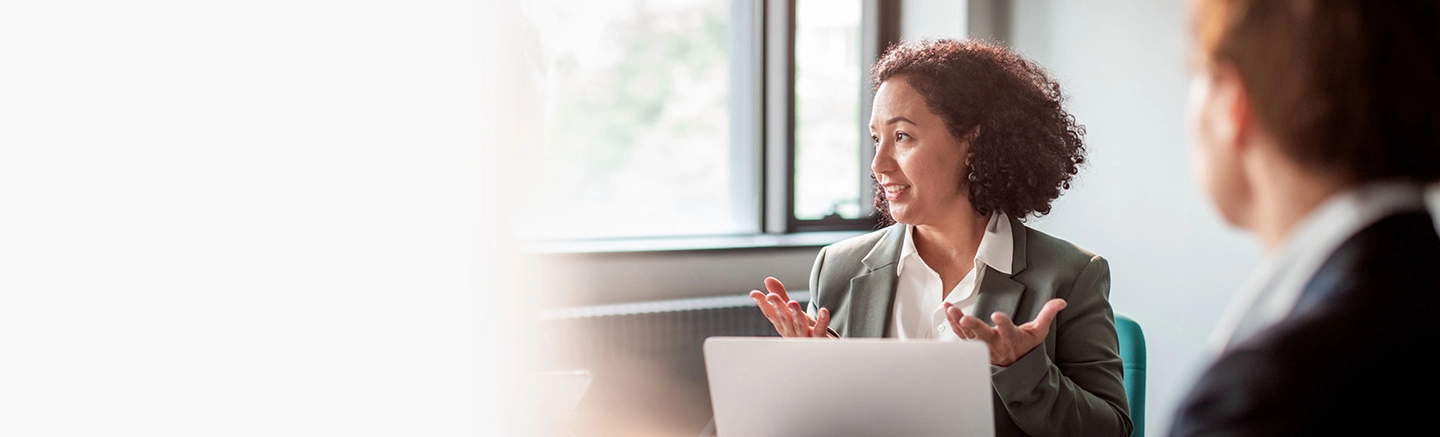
[520,230,872,255]
[541,290,812,319]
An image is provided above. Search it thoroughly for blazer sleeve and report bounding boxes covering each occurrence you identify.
[805,246,827,317]
[990,255,1133,437]
[805,246,841,338]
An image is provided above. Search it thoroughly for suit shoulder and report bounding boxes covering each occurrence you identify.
[1022,224,1103,268]
[1170,343,1296,436]
[1173,312,1415,436]
[819,226,893,259]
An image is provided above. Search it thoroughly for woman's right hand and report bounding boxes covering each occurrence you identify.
[749,277,833,338]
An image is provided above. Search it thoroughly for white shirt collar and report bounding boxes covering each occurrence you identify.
[898,213,1014,277]
[1209,181,1428,353]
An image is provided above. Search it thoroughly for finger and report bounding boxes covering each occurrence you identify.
[787,300,809,335]
[813,307,831,338]
[949,304,981,340]
[764,277,791,302]
[1027,299,1068,333]
[943,303,969,339]
[751,290,788,334]
[991,312,1022,340]
[751,290,778,319]
[765,293,795,336]
[959,315,998,342]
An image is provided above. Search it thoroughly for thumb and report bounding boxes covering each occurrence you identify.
[812,307,831,337]
[1029,299,1067,332]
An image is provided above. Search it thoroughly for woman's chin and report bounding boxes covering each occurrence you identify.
[888,210,916,226]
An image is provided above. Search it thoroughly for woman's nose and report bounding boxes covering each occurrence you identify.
[871,142,896,174]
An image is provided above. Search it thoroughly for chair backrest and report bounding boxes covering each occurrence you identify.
[1114,313,1146,437]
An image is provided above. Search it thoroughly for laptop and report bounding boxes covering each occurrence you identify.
[703,337,993,437]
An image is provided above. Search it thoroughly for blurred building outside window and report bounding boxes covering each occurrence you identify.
[520,0,871,241]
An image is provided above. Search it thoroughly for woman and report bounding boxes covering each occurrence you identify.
[750,39,1131,437]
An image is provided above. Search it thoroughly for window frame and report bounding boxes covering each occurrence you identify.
[520,0,901,248]
[765,0,899,234]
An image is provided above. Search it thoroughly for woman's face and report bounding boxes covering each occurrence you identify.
[870,78,973,227]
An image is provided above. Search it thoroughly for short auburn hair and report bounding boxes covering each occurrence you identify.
[1192,0,1440,183]
[870,39,1086,222]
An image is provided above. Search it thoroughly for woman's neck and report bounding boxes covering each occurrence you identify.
[912,212,990,284]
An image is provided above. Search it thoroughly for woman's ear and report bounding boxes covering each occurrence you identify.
[963,124,982,143]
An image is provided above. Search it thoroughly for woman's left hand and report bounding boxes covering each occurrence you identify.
[944,299,1067,367]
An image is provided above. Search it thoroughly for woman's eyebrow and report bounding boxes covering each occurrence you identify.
[869,116,917,131]
[885,116,916,126]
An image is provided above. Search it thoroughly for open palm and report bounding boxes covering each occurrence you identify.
[944,299,1067,367]
[749,277,833,338]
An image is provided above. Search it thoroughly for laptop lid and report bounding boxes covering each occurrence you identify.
[703,337,993,437]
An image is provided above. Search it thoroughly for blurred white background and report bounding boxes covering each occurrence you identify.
[1,1,527,435]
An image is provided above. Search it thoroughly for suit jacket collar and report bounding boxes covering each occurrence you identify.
[1209,181,1426,353]
[897,214,1019,277]
[860,224,906,271]
[974,215,1028,324]
[1007,215,1029,275]
[846,225,905,337]
[862,215,1030,273]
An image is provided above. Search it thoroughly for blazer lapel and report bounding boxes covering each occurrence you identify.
[972,267,1026,323]
[841,225,904,338]
[973,216,1030,324]
[845,267,897,337]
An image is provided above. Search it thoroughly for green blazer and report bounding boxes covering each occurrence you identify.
[806,217,1132,437]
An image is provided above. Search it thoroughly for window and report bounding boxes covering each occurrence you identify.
[793,0,863,222]
[520,0,896,242]
[519,0,747,240]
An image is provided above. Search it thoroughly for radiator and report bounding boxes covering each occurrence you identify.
[539,292,810,435]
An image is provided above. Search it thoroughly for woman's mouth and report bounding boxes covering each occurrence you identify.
[883,184,909,201]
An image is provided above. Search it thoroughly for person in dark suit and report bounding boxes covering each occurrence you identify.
[1172,1,1440,435]
[749,39,1132,437]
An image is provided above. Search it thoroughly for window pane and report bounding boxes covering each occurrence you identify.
[793,0,864,221]
[520,0,746,240]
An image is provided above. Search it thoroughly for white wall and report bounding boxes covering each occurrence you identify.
[901,0,968,41]
[902,1,1262,434]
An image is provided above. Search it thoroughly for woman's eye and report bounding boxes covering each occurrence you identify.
[895,132,910,141]
[870,135,880,145]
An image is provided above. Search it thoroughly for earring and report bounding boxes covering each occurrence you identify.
[968,171,978,182]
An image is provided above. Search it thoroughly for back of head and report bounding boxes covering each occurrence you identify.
[1192,0,1440,183]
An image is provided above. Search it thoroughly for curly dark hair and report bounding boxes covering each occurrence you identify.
[871,39,1086,225]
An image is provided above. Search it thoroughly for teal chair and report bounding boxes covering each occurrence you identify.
[1115,314,1146,437]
